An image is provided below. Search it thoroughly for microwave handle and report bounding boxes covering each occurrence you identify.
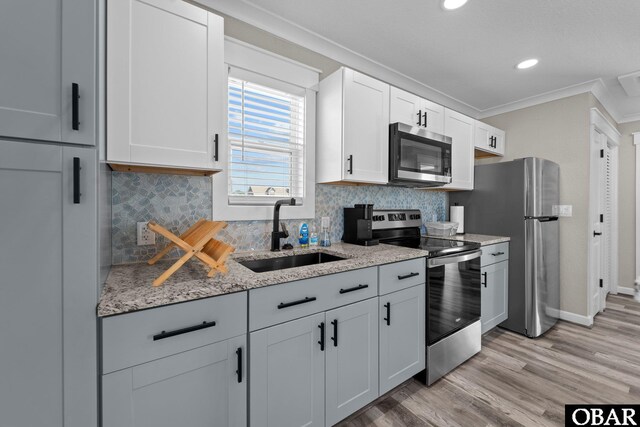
[428,250,482,268]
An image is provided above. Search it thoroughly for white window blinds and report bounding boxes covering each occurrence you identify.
[227,75,305,205]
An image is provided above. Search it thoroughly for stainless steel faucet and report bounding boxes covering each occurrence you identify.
[271,198,296,251]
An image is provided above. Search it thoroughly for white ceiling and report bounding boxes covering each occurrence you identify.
[219,0,640,122]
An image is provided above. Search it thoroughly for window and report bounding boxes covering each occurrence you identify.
[227,77,305,205]
[213,38,318,222]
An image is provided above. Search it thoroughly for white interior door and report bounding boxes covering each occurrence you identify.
[590,130,607,315]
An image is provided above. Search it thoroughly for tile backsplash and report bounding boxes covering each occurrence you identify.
[112,172,447,264]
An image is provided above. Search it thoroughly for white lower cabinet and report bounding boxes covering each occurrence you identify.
[102,335,247,427]
[325,298,379,426]
[480,243,510,334]
[250,313,326,427]
[250,298,379,427]
[378,284,425,395]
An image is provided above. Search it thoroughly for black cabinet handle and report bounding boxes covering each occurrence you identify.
[491,252,505,256]
[213,134,219,162]
[236,347,243,383]
[347,155,353,174]
[423,111,428,128]
[384,302,391,326]
[153,320,216,341]
[318,322,325,351]
[397,272,419,280]
[482,272,488,287]
[339,284,369,294]
[594,231,602,236]
[73,157,81,204]
[331,319,338,347]
[72,83,80,130]
[416,110,422,126]
[277,296,316,309]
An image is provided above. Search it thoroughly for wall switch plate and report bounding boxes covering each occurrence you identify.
[321,216,330,228]
[137,221,155,246]
[553,205,572,217]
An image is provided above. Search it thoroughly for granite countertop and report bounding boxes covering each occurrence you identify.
[98,242,430,317]
[433,233,510,246]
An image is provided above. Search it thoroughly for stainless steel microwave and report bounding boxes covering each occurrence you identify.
[389,122,452,187]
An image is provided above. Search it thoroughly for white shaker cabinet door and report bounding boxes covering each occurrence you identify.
[0,141,97,427]
[107,0,225,169]
[0,0,96,145]
[443,108,475,190]
[325,298,379,426]
[103,336,247,427]
[342,69,390,184]
[481,261,509,334]
[379,284,425,395]
[250,313,326,427]
[389,86,423,127]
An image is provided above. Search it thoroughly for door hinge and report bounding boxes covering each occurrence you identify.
[600,149,604,158]
[599,279,603,288]
[600,214,604,223]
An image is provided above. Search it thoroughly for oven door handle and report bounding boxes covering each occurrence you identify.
[428,249,482,268]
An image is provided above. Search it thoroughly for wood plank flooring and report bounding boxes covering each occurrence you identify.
[338,294,640,427]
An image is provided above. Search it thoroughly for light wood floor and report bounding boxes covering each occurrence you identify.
[338,294,640,427]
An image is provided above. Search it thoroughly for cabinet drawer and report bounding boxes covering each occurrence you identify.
[102,292,247,374]
[249,267,377,331]
[379,258,426,295]
[481,242,509,266]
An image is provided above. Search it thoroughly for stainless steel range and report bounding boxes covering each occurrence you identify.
[372,209,482,385]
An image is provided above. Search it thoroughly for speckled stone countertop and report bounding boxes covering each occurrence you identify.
[98,242,429,317]
[432,233,510,246]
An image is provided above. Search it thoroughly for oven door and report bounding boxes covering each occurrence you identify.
[389,123,452,186]
[426,250,481,345]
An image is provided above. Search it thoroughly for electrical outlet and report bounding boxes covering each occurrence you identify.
[555,205,573,217]
[137,221,155,246]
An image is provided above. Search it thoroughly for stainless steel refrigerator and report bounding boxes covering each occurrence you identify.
[450,158,560,338]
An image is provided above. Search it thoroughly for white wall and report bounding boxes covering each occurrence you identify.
[479,93,592,316]
[617,120,640,292]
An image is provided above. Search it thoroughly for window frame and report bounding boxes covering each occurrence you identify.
[213,38,318,221]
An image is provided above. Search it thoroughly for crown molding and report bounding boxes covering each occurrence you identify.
[619,113,640,124]
[191,0,479,118]
[193,0,637,124]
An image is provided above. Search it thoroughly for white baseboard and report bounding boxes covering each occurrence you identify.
[616,286,635,296]
[558,310,594,327]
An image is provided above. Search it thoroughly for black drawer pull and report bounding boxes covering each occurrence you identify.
[213,134,219,162]
[236,347,243,383]
[318,322,325,351]
[72,83,80,130]
[482,272,488,287]
[153,320,216,341]
[73,157,81,204]
[331,319,338,347]
[384,302,391,326]
[491,252,505,256]
[277,296,316,309]
[397,272,420,280]
[339,284,369,294]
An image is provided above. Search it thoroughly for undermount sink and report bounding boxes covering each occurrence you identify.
[238,252,346,273]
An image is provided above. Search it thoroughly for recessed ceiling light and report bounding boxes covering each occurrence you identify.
[516,58,539,70]
[442,0,468,10]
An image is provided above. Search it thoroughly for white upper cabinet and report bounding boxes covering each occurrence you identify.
[442,108,475,190]
[0,0,96,145]
[475,120,505,157]
[107,0,225,171]
[389,87,444,135]
[317,68,390,184]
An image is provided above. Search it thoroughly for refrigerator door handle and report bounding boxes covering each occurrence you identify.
[525,216,559,222]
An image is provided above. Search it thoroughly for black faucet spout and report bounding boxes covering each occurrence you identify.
[271,198,296,251]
